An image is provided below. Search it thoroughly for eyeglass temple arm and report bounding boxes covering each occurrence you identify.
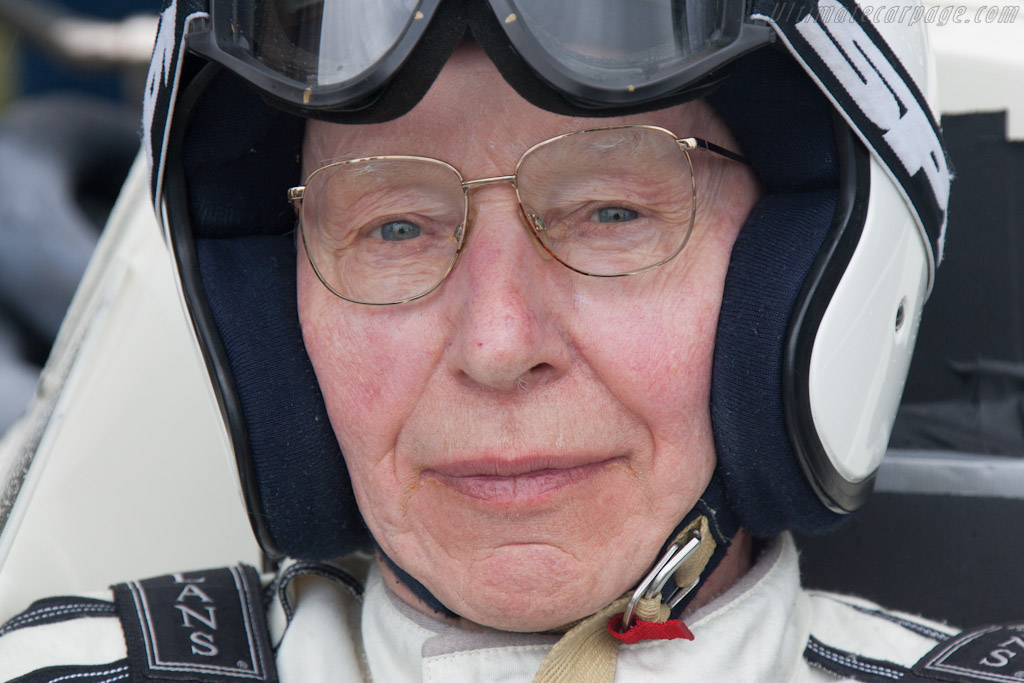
[679,137,751,166]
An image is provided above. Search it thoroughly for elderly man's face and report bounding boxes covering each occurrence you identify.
[298,44,759,631]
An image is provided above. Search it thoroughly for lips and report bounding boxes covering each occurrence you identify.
[422,455,626,505]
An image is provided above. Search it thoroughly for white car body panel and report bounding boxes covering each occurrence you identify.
[0,156,260,620]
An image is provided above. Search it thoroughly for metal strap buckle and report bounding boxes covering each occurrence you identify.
[619,529,702,632]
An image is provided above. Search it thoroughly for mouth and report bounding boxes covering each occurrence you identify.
[422,455,627,505]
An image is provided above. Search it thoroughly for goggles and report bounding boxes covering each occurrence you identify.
[185,0,774,115]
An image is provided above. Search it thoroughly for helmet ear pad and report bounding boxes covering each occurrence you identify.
[707,48,852,537]
[173,68,368,559]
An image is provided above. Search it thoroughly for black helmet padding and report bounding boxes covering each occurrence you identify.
[173,68,370,558]
[709,49,849,537]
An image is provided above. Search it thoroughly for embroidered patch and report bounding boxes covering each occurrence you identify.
[113,565,276,682]
[914,625,1024,682]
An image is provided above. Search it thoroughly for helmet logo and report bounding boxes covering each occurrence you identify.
[755,0,951,269]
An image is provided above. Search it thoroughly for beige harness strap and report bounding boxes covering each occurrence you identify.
[532,597,629,683]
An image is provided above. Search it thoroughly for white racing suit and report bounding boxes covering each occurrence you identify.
[2,534,1017,682]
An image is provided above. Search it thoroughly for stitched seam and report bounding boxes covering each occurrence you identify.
[1,605,116,634]
[811,594,951,642]
[808,643,903,680]
[8,603,112,622]
[850,605,949,641]
[277,561,364,623]
[44,665,129,683]
[292,562,364,598]
[276,565,299,622]
[234,565,268,679]
[807,641,904,680]
[3,603,113,626]
[292,567,363,600]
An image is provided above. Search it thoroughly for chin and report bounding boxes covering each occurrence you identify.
[411,541,641,632]
[448,584,615,633]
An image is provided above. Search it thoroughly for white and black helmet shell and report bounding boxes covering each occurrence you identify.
[143,0,949,559]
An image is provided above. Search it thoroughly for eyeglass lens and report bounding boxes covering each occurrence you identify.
[300,127,696,305]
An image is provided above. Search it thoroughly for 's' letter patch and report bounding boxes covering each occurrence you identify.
[915,625,1024,682]
[114,565,276,682]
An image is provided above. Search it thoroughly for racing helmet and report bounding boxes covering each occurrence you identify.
[144,0,949,573]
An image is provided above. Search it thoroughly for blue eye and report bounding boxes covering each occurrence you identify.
[592,207,638,223]
[379,221,421,241]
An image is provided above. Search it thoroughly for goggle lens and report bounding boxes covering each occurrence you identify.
[192,0,769,111]
[503,0,735,91]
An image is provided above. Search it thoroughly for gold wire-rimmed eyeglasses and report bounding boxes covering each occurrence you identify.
[288,124,750,306]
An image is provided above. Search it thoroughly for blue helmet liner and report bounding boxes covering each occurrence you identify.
[164,40,861,560]
[166,65,368,559]
[708,49,871,535]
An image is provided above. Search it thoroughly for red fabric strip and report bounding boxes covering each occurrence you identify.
[607,614,695,644]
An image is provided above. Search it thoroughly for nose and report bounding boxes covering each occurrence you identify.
[443,190,572,393]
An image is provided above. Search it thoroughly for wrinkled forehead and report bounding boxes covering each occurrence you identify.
[302,42,731,179]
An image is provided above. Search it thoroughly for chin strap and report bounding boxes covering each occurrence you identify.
[375,544,458,618]
[532,516,713,683]
[533,474,741,683]
[618,516,710,631]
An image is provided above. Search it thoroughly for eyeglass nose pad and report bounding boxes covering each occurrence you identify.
[523,210,554,261]
[527,211,545,232]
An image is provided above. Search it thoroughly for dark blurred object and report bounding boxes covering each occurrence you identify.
[902,112,1024,405]
[0,0,154,433]
[892,359,1024,455]
[0,0,158,104]
[797,492,1024,628]
[0,309,39,432]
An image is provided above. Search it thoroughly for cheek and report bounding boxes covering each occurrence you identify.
[580,249,728,448]
[596,305,718,466]
[568,211,741,508]
[297,261,439,470]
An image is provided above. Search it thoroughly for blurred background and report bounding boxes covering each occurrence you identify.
[0,0,158,433]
